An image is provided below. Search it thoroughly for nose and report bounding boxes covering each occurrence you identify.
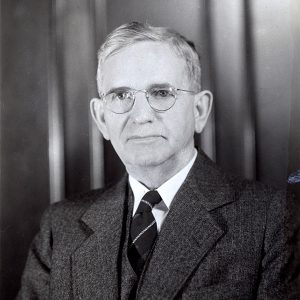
[129,91,155,124]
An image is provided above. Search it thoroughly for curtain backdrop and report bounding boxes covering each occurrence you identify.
[1,0,299,298]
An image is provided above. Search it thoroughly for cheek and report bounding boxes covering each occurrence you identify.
[167,107,195,140]
[104,111,123,132]
[104,115,124,143]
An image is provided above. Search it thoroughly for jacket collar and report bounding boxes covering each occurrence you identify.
[80,175,128,232]
[71,175,129,299]
[186,150,239,211]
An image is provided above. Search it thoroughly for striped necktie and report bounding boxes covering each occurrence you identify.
[128,190,162,275]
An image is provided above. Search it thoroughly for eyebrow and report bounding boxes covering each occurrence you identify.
[105,86,132,95]
[148,82,173,89]
[105,82,173,95]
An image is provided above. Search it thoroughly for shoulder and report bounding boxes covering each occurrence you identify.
[42,178,126,228]
[44,188,104,222]
[193,151,297,226]
[199,150,291,203]
[235,175,296,219]
[226,172,294,220]
[221,170,298,240]
[240,178,289,204]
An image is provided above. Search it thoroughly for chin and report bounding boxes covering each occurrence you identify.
[124,151,170,168]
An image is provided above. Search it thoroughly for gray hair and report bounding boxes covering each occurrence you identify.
[97,22,201,95]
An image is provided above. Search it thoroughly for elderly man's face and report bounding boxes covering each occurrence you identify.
[93,41,209,172]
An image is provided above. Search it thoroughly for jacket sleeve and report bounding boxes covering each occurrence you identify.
[16,206,53,300]
[257,190,300,299]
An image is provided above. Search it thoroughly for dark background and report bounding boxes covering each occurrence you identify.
[1,0,299,299]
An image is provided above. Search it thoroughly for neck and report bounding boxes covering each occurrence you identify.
[126,148,195,189]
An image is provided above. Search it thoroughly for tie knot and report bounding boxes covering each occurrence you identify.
[143,190,161,205]
[136,190,162,213]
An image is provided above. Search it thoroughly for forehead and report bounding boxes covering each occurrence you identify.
[101,41,188,91]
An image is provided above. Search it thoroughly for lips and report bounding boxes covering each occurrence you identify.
[127,135,165,142]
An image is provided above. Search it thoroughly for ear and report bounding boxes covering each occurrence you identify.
[193,90,213,133]
[90,98,110,140]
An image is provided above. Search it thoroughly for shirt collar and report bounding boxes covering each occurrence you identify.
[129,149,197,214]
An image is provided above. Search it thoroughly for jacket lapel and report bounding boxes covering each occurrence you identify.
[137,152,239,299]
[71,175,128,299]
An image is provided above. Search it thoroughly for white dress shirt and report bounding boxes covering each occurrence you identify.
[129,149,197,232]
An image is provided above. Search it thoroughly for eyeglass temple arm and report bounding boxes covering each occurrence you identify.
[176,88,198,94]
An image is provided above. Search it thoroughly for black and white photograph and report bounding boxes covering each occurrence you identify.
[1,0,299,299]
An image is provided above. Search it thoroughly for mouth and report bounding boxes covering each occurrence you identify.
[127,135,165,143]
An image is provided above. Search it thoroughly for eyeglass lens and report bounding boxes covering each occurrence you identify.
[105,87,177,113]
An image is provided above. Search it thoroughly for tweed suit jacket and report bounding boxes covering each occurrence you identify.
[18,151,300,299]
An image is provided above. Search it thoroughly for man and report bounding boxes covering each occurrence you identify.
[18,22,299,299]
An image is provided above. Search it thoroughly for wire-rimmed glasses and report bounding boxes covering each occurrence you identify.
[100,85,197,114]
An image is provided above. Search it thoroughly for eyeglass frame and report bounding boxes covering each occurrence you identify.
[99,85,199,114]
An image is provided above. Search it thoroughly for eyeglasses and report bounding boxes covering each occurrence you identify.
[100,85,197,114]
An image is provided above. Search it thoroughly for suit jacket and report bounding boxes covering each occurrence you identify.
[18,152,300,299]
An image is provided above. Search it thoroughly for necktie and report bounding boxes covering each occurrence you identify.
[128,190,162,275]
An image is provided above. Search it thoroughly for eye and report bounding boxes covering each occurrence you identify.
[112,90,131,101]
[150,88,173,98]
